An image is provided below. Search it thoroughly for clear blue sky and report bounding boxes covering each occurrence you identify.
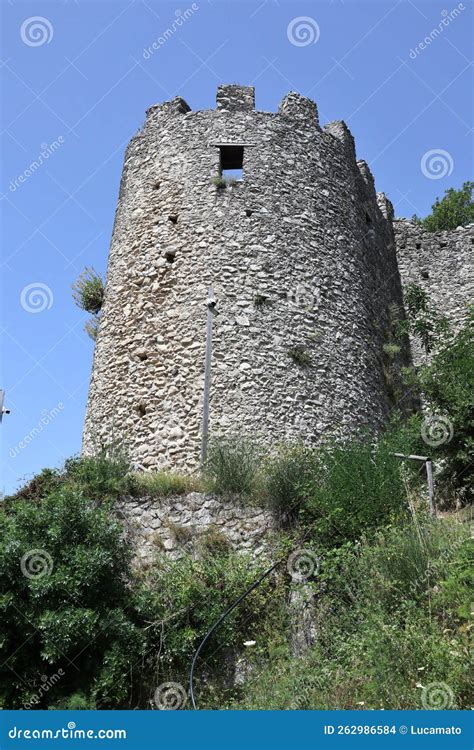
[1,0,472,495]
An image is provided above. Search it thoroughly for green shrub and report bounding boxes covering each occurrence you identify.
[72,267,105,314]
[419,308,474,500]
[233,516,472,710]
[397,283,449,355]
[135,550,287,706]
[0,489,144,709]
[204,437,261,497]
[64,444,132,503]
[302,437,409,547]
[3,468,64,505]
[211,175,227,189]
[262,444,314,524]
[84,316,100,341]
[415,181,473,232]
[198,525,231,557]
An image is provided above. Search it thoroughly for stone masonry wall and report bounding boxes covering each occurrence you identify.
[115,492,273,566]
[394,219,473,365]
[83,85,412,471]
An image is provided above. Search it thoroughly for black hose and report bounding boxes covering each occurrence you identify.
[189,558,283,710]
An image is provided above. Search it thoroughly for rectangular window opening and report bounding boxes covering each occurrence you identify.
[220,145,244,181]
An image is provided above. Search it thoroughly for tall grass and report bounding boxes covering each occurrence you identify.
[204,437,261,497]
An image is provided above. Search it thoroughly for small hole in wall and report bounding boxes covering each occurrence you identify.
[416,242,422,249]
[165,251,176,263]
[153,181,160,189]
[136,404,147,417]
[245,209,253,217]
[421,270,429,279]
[168,214,178,224]
[137,351,148,361]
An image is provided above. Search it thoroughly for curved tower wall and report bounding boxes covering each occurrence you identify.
[83,85,410,471]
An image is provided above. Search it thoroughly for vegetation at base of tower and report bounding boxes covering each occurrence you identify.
[413,181,474,232]
[204,436,262,497]
[1,316,472,710]
[229,516,472,710]
[397,307,473,502]
[72,267,105,341]
[0,489,144,709]
[418,306,474,501]
[1,440,471,709]
[132,470,202,497]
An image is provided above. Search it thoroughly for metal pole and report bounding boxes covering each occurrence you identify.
[426,459,436,516]
[392,452,436,517]
[200,287,215,466]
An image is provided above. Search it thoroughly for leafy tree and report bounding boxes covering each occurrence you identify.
[414,181,473,232]
[397,283,449,355]
[0,489,145,709]
[419,307,474,499]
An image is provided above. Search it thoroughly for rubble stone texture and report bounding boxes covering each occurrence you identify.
[83,84,420,471]
[394,219,473,366]
[114,492,273,566]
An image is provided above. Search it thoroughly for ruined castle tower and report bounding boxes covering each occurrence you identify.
[83,85,412,471]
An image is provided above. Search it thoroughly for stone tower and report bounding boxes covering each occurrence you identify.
[83,84,412,471]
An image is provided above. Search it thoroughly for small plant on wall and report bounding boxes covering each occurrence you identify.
[72,267,105,341]
[287,345,311,367]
